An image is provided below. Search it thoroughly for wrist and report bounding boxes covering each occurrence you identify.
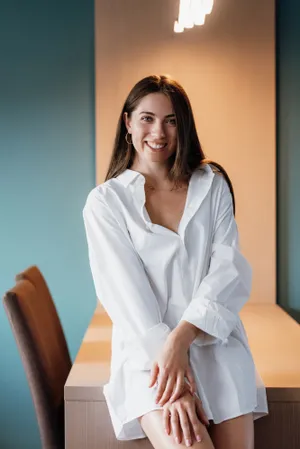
[168,320,201,351]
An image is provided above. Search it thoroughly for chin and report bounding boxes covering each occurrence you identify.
[148,154,173,164]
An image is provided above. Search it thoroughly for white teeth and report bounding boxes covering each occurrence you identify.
[147,142,166,149]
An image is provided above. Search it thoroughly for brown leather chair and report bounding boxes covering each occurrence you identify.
[3,266,72,449]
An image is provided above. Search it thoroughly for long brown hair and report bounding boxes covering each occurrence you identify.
[105,75,235,214]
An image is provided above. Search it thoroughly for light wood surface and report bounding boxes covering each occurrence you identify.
[241,304,300,388]
[65,303,300,449]
[65,303,300,401]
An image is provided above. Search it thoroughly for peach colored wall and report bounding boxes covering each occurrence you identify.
[95,0,275,304]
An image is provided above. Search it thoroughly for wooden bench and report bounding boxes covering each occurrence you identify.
[65,304,300,449]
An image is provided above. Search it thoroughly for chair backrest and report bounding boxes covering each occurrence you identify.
[3,266,72,449]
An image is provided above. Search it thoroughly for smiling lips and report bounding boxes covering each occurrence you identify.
[146,142,167,152]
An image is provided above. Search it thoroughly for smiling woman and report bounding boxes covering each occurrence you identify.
[105,75,235,204]
[123,92,178,170]
[83,75,268,449]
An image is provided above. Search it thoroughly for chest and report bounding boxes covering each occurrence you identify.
[144,188,188,234]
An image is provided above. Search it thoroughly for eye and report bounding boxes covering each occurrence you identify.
[166,118,176,126]
[141,115,153,122]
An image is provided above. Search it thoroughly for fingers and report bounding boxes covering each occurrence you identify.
[164,393,208,447]
[158,375,176,406]
[186,404,203,443]
[177,406,193,447]
[155,371,168,404]
[195,395,210,427]
[148,363,159,388]
[169,372,185,403]
[170,408,182,445]
[186,366,197,394]
[163,407,171,436]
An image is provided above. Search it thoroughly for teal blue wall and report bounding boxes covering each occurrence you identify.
[277,1,300,320]
[0,1,96,447]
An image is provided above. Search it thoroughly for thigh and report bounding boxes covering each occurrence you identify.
[139,410,215,449]
[209,413,254,449]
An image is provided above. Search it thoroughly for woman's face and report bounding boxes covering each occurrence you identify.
[124,93,177,165]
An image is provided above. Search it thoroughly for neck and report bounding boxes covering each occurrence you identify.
[130,162,172,189]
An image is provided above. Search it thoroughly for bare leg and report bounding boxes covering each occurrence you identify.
[209,413,254,449]
[139,410,215,449]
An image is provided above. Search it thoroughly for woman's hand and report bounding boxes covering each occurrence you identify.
[149,321,203,406]
[163,389,210,447]
[149,335,197,406]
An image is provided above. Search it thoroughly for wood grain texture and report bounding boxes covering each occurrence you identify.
[65,400,300,449]
[65,401,153,449]
[255,402,300,449]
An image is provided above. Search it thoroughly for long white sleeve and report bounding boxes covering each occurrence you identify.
[83,188,171,369]
[180,176,252,346]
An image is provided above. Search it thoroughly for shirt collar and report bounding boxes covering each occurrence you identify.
[116,169,143,187]
[116,164,213,188]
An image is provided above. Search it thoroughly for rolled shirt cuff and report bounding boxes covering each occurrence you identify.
[180,298,238,346]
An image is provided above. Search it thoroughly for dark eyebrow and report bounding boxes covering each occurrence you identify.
[139,111,175,118]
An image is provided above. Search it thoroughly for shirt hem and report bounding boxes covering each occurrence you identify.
[110,400,269,441]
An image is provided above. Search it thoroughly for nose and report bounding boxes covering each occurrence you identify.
[150,120,166,139]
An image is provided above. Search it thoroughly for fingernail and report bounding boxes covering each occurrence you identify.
[186,439,191,447]
[196,435,202,442]
[176,437,180,444]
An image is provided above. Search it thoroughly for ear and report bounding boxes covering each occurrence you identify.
[123,112,132,133]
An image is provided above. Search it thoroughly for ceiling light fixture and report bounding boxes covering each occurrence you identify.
[174,0,215,33]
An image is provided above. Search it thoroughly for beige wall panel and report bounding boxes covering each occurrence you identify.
[95,0,275,304]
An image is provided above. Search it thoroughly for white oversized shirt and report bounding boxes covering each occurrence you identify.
[83,163,268,441]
